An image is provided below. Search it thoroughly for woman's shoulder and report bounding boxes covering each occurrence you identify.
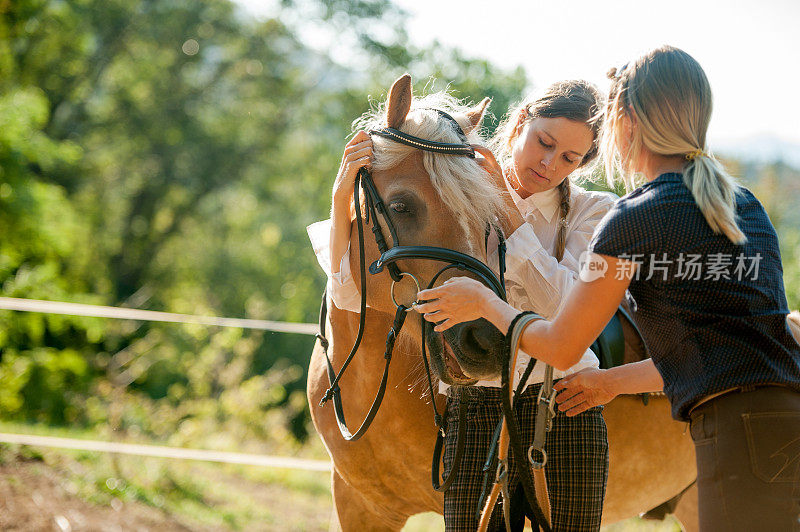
[610,176,680,215]
[569,183,618,215]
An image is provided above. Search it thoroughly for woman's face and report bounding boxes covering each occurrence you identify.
[510,116,593,198]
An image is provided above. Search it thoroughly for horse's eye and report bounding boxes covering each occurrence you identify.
[390,201,408,214]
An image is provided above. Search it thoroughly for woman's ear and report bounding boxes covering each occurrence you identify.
[619,112,635,150]
[513,109,528,138]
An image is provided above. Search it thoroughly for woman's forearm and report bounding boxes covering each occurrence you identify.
[329,192,351,274]
[484,261,632,371]
[603,359,664,395]
[483,297,574,370]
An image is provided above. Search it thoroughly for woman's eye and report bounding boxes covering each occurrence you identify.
[564,155,576,164]
[390,202,408,213]
[538,138,552,149]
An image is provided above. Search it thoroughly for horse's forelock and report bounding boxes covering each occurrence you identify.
[353,92,505,243]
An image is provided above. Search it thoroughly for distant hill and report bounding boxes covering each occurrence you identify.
[712,135,800,170]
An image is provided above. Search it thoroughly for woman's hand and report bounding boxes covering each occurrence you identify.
[471,145,524,234]
[330,131,372,273]
[472,144,503,181]
[413,277,501,332]
[332,131,373,216]
[554,368,619,417]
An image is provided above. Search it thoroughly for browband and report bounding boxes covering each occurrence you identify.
[369,108,475,158]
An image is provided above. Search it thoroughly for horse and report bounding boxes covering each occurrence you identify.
[308,74,697,531]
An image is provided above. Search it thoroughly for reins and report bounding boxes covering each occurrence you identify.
[477,312,553,531]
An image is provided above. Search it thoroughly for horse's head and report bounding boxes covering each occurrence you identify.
[351,74,508,385]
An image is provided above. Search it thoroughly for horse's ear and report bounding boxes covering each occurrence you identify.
[465,97,491,133]
[386,74,412,129]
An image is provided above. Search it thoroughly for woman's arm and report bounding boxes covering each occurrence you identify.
[305,131,372,313]
[552,360,664,417]
[488,254,632,369]
[415,253,633,371]
[499,193,616,319]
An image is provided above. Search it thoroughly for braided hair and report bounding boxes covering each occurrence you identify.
[555,178,572,262]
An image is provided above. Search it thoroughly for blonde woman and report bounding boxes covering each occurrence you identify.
[415,46,800,531]
[311,81,617,531]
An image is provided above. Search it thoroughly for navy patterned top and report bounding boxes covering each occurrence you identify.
[589,172,800,421]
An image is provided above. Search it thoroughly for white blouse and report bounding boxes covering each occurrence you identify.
[307,182,618,390]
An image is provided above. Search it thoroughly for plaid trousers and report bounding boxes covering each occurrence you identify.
[442,383,609,532]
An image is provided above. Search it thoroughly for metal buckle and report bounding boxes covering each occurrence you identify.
[528,445,547,469]
[536,387,558,432]
[390,271,421,309]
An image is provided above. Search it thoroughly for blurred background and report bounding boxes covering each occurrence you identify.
[1,0,798,530]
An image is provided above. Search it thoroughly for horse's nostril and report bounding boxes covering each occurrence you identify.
[462,323,493,353]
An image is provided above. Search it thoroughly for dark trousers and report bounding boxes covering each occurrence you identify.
[442,384,609,532]
[689,385,800,531]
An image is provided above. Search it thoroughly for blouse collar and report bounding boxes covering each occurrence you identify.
[507,177,561,223]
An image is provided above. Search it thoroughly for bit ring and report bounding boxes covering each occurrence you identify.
[391,272,421,308]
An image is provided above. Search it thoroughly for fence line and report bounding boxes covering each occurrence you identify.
[0,433,331,472]
[0,297,318,335]
[0,297,325,471]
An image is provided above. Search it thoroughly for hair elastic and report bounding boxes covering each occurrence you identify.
[685,149,708,161]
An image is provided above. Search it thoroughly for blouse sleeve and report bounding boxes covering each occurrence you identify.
[307,219,362,313]
[588,195,661,261]
[495,192,616,319]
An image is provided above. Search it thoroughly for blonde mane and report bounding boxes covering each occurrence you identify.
[353,92,505,242]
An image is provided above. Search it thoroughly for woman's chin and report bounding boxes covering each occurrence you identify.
[520,173,556,193]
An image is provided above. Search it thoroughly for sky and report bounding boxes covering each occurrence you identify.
[240,0,800,149]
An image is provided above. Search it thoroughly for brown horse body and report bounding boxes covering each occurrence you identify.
[308,76,697,531]
[309,312,697,530]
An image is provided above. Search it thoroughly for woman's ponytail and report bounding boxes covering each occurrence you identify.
[684,154,747,244]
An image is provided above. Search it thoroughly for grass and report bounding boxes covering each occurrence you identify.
[0,422,682,531]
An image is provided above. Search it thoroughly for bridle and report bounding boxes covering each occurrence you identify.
[315,110,550,530]
[316,109,506,437]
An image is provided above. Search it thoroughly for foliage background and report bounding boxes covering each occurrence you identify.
[0,0,797,457]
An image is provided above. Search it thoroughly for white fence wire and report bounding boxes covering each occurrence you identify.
[0,433,331,471]
[0,296,325,470]
[0,297,318,335]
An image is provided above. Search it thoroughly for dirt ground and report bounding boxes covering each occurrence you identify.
[0,447,678,531]
[0,456,200,532]
[0,443,334,532]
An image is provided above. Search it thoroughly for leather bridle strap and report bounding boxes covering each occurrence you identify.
[360,168,403,282]
[430,387,467,492]
[327,303,408,440]
[369,109,476,158]
[370,128,476,157]
[475,356,537,522]
[478,311,551,532]
[317,170,406,442]
[370,246,505,298]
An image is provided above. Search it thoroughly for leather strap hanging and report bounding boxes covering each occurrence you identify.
[478,311,551,532]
